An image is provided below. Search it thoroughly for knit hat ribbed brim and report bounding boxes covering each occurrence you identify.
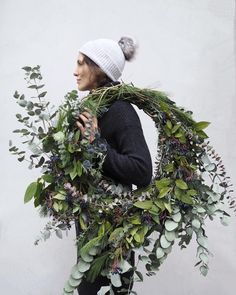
[79,39,125,81]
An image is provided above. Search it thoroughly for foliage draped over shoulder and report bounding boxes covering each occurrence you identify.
[10,66,235,295]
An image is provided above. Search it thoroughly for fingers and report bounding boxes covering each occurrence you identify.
[76,121,85,135]
[81,111,92,119]
[76,110,98,139]
[79,113,90,127]
[79,111,98,129]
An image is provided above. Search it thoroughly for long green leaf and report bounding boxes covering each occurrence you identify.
[86,252,110,283]
[24,182,38,203]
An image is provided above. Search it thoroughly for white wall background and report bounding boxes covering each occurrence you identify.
[0,0,236,294]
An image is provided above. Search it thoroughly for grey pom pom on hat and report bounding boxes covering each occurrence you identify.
[79,36,137,81]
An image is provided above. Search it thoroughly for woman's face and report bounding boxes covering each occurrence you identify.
[73,53,97,91]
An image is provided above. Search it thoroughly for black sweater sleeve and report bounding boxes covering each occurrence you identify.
[98,100,152,188]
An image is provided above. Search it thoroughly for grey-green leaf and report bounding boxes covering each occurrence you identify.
[160,235,171,248]
[200,265,208,276]
[71,264,84,280]
[110,273,122,287]
[156,247,165,259]
[97,286,110,295]
[119,259,132,274]
[22,66,32,72]
[135,270,144,281]
[77,260,90,273]
[81,252,94,263]
[88,247,99,256]
[205,163,216,172]
[199,253,209,264]
[172,212,181,223]
[201,153,211,165]
[71,269,84,280]
[197,236,208,249]
[164,230,176,242]
[18,100,27,107]
[64,282,74,293]
[165,220,178,231]
[56,229,63,239]
[68,276,82,288]
[221,215,230,226]
[39,91,47,98]
[192,219,201,229]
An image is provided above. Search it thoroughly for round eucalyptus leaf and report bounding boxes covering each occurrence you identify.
[172,207,180,214]
[172,212,181,223]
[199,253,209,264]
[119,259,132,274]
[69,276,82,288]
[207,204,217,214]
[110,273,122,287]
[160,235,171,248]
[88,246,99,256]
[77,260,90,273]
[165,230,176,242]
[200,265,208,276]
[192,219,201,229]
[196,245,204,257]
[163,245,172,254]
[71,269,84,280]
[165,220,178,231]
[97,286,111,295]
[196,207,206,213]
[63,290,73,295]
[18,100,27,107]
[221,215,230,226]
[149,262,160,271]
[205,163,216,172]
[186,227,193,236]
[64,282,74,293]
[201,153,211,165]
[27,101,34,110]
[139,255,150,263]
[81,252,94,263]
[197,236,208,249]
[207,191,220,202]
[156,247,165,259]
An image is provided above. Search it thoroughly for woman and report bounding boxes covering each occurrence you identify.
[73,36,152,295]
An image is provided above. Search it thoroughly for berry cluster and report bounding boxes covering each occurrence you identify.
[141,212,153,225]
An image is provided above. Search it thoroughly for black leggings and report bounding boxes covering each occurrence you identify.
[77,252,135,295]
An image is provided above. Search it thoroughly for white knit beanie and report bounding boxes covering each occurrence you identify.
[79,36,137,81]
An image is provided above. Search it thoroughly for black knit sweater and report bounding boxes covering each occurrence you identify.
[98,86,152,188]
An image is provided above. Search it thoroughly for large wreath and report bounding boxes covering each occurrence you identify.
[10,66,234,295]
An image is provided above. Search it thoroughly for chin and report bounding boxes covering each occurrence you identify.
[78,84,89,91]
[78,85,85,91]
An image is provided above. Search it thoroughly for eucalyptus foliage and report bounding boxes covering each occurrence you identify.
[10,66,235,295]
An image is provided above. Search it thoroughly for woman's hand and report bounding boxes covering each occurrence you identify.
[76,110,98,143]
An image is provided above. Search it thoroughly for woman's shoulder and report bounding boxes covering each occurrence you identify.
[108,100,137,116]
[103,100,141,128]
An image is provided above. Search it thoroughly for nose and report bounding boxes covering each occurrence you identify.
[73,64,80,77]
[73,69,78,77]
